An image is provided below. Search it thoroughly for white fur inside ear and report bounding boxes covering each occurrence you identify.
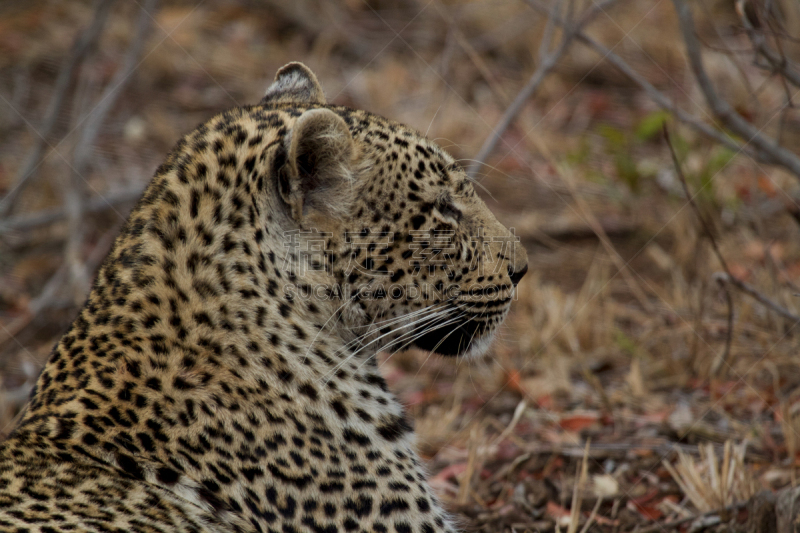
[263,62,326,104]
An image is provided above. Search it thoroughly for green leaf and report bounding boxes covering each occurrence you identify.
[635,110,672,141]
[597,124,627,150]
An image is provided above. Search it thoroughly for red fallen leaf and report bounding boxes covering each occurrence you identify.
[540,456,564,478]
[734,181,751,202]
[588,91,611,117]
[710,379,739,400]
[737,105,755,122]
[727,263,750,282]
[757,174,777,197]
[691,377,708,389]
[536,393,554,411]
[559,412,600,432]
[506,369,523,394]
[635,409,670,425]
[430,463,467,484]
[629,488,660,506]
[592,514,619,526]
[627,500,663,520]
[546,501,572,520]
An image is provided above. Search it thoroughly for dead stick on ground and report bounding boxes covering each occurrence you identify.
[634,502,746,533]
[663,124,733,377]
[567,440,590,533]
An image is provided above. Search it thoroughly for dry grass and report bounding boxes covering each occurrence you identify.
[3,0,800,531]
[663,441,756,513]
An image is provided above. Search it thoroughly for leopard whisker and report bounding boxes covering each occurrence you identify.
[320,305,455,383]
[378,304,476,371]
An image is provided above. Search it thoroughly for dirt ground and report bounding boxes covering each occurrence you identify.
[3,1,800,531]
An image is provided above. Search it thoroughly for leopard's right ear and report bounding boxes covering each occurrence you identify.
[262,62,326,105]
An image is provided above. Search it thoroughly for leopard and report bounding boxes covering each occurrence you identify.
[0,62,528,533]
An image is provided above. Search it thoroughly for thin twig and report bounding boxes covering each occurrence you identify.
[467,0,618,178]
[433,1,510,105]
[663,124,733,377]
[713,272,800,324]
[673,0,800,178]
[737,0,800,89]
[0,0,117,218]
[633,502,746,533]
[699,2,755,100]
[72,0,159,174]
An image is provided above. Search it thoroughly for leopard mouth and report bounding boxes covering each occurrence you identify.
[412,317,485,356]
[411,301,509,357]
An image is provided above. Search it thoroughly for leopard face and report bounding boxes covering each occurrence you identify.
[272,68,529,361]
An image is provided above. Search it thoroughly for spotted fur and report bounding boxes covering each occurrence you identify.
[0,62,528,533]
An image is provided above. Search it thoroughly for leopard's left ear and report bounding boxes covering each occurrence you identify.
[263,62,326,105]
[276,108,355,222]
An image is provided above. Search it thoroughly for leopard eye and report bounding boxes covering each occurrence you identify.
[436,199,462,222]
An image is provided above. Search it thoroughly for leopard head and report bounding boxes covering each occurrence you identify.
[265,63,528,359]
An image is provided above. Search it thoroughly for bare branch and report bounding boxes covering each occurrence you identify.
[467,0,618,178]
[0,0,117,218]
[0,187,143,238]
[673,0,800,178]
[525,0,751,156]
[664,125,733,377]
[526,0,800,179]
[433,1,510,105]
[713,272,800,324]
[0,228,118,348]
[72,0,159,175]
[64,0,159,298]
[737,0,800,89]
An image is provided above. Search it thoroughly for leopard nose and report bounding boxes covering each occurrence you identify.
[508,264,528,286]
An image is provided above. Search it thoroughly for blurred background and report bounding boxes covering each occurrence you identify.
[3,0,800,530]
